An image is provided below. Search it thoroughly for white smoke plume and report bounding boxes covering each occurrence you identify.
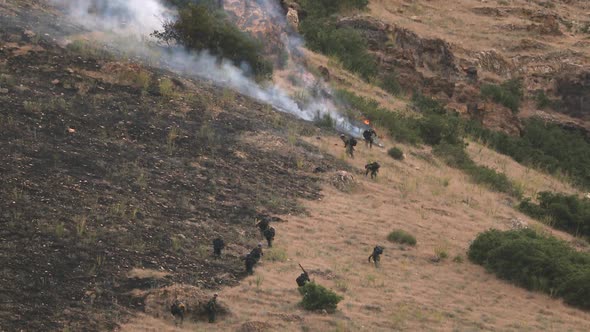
[50,0,363,136]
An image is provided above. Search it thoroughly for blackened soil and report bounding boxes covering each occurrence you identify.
[0,3,344,331]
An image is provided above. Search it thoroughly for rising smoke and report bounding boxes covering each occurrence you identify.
[51,0,363,136]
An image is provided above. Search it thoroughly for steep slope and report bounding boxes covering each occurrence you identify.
[0,2,343,330]
[121,134,590,331]
[366,0,590,130]
[3,1,590,331]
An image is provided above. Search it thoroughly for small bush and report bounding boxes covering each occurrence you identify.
[387,229,416,246]
[481,79,523,113]
[434,246,449,260]
[265,247,288,262]
[298,282,343,312]
[159,78,175,97]
[469,228,590,309]
[0,73,16,87]
[314,112,334,129]
[387,147,404,160]
[452,255,464,263]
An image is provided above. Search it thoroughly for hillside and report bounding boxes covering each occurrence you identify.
[2,1,590,331]
[0,1,341,330]
[367,0,590,124]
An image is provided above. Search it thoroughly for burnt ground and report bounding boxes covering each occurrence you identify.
[0,3,347,331]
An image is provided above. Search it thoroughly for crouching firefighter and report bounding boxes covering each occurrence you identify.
[296,263,311,287]
[365,162,380,179]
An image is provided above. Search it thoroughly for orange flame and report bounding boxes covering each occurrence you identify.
[364,119,370,125]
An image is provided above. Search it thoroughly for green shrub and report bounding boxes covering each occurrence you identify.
[387,147,404,160]
[432,143,473,169]
[314,112,335,129]
[433,143,521,197]
[466,118,590,189]
[298,282,343,312]
[300,20,377,80]
[412,93,447,115]
[159,78,175,97]
[379,72,402,95]
[535,90,552,109]
[299,0,368,19]
[469,229,590,309]
[387,229,416,246]
[480,79,523,113]
[299,0,376,80]
[265,247,288,262]
[418,113,463,146]
[518,192,590,238]
[152,4,272,78]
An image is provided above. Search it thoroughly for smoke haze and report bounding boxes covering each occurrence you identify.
[51,0,363,136]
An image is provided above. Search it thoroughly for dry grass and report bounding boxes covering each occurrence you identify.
[466,140,580,199]
[122,134,590,331]
[369,0,590,61]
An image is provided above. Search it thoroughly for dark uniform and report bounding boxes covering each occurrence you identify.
[296,272,310,287]
[245,254,256,275]
[250,243,264,263]
[363,129,377,149]
[263,227,275,247]
[206,294,218,323]
[464,66,478,83]
[256,218,270,234]
[340,134,357,159]
[212,237,224,258]
[368,246,384,267]
[170,300,186,325]
[365,162,380,179]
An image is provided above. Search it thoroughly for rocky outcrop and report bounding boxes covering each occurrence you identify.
[336,15,459,98]
[223,0,289,59]
[478,103,523,136]
[556,69,590,119]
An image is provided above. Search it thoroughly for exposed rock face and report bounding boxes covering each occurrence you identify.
[223,0,289,58]
[556,70,590,119]
[286,6,299,30]
[336,15,458,98]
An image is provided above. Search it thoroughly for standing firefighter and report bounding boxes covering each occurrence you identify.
[170,300,186,325]
[250,243,264,263]
[363,128,377,149]
[206,293,218,323]
[365,162,380,179]
[296,264,311,287]
[368,246,384,267]
[245,253,256,275]
[263,226,275,247]
[340,134,357,159]
[212,237,225,258]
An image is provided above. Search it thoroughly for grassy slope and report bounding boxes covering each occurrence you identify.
[123,135,590,331]
[3,1,590,331]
